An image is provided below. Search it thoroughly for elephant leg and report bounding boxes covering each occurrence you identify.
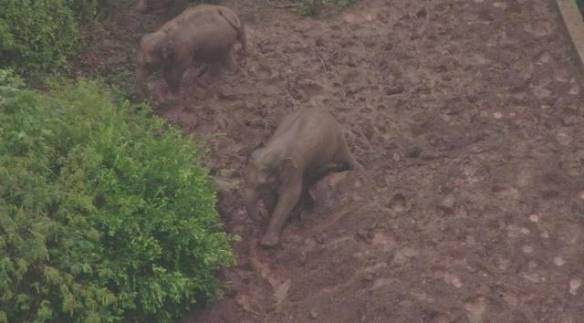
[301,173,320,210]
[336,139,358,171]
[287,170,324,226]
[244,188,260,221]
[261,175,302,248]
[163,64,185,94]
[295,163,348,216]
[264,191,278,218]
[305,162,348,190]
[222,49,235,69]
[289,185,311,225]
[291,165,338,219]
[210,50,234,77]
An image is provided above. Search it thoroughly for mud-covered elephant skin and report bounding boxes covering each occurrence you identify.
[243,108,357,248]
[135,4,247,97]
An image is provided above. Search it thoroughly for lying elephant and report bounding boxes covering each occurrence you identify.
[243,108,357,248]
[135,4,247,97]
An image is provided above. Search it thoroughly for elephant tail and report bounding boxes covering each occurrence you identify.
[217,8,247,52]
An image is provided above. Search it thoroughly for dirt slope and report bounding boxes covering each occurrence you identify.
[79,0,584,322]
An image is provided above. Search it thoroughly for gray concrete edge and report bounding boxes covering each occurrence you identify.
[554,0,584,77]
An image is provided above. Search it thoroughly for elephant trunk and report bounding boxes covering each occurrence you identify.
[243,187,259,221]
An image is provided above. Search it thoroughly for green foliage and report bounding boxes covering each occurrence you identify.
[66,0,102,21]
[328,0,354,8]
[0,0,79,76]
[299,0,317,16]
[0,70,234,322]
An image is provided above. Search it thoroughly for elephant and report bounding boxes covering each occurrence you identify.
[135,4,247,97]
[243,108,357,248]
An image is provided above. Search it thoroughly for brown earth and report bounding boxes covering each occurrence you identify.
[77,0,584,322]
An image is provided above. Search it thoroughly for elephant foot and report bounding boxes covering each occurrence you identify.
[260,234,280,248]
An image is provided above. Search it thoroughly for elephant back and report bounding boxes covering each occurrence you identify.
[159,5,240,33]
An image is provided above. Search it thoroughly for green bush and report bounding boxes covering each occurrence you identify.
[0,70,234,323]
[0,0,79,76]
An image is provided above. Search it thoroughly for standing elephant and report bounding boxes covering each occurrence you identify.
[135,4,247,97]
[243,108,357,248]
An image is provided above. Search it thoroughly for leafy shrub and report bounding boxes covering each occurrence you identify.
[66,0,101,21]
[0,70,234,323]
[0,0,79,76]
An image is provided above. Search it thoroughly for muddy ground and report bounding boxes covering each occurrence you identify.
[78,0,584,321]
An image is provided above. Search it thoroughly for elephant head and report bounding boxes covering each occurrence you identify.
[135,32,175,97]
[243,146,281,220]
